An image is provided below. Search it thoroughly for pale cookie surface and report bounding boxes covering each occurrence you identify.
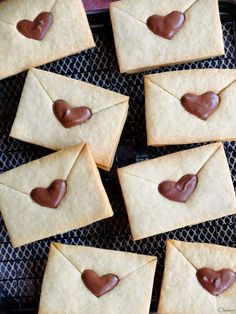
[0,0,95,80]
[118,143,236,240]
[145,69,236,146]
[10,68,129,171]
[0,144,113,247]
[110,0,224,73]
[39,242,157,314]
[158,240,236,314]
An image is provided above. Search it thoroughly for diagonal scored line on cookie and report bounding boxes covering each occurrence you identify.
[146,79,180,101]
[0,20,16,27]
[64,144,85,181]
[92,100,128,115]
[195,143,221,175]
[119,258,156,280]
[49,0,58,13]
[168,241,200,271]
[30,70,58,104]
[52,243,83,274]
[218,78,236,95]
[0,182,29,195]
[119,143,221,186]
[111,0,199,27]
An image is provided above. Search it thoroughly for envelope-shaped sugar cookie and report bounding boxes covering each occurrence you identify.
[0,144,113,247]
[118,143,236,240]
[110,0,224,73]
[10,68,129,171]
[145,69,236,146]
[159,240,236,314]
[0,0,95,80]
[38,242,157,314]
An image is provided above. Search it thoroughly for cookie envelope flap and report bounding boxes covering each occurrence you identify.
[0,144,113,247]
[158,240,236,314]
[0,0,95,80]
[118,143,236,240]
[52,242,157,278]
[110,0,223,73]
[0,143,84,192]
[28,68,129,113]
[118,143,221,186]
[0,0,55,24]
[110,0,196,23]
[169,240,236,272]
[39,243,157,314]
[145,69,236,99]
[145,69,236,145]
[10,68,129,170]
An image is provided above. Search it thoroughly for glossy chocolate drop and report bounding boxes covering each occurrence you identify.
[17,12,53,41]
[53,100,92,128]
[81,269,119,297]
[197,268,236,296]
[158,174,198,203]
[146,11,185,39]
[181,91,219,120]
[30,179,66,208]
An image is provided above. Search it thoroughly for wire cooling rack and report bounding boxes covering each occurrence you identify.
[1,3,236,313]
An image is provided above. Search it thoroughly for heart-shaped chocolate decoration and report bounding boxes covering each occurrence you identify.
[81,270,119,297]
[30,179,66,208]
[53,100,92,128]
[158,174,198,203]
[17,12,53,41]
[146,11,185,39]
[197,268,236,296]
[181,91,219,121]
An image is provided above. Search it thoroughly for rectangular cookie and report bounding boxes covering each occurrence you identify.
[10,68,129,171]
[39,242,157,314]
[0,143,113,247]
[145,69,236,146]
[0,0,95,80]
[110,0,224,73]
[118,143,236,241]
[158,240,236,314]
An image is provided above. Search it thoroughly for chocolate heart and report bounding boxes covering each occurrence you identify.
[81,270,119,297]
[158,174,198,203]
[146,11,185,39]
[53,100,92,128]
[17,12,53,41]
[197,268,236,296]
[30,179,66,208]
[181,91,219,121]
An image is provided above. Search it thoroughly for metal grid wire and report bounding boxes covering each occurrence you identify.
[1,7,236,313]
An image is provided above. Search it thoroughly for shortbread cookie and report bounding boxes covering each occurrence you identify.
[0,144,113,247]
[118,143,236,240]
[158,240,236,314]
[110,0,224,73]
[145,69,236,146]
[10,68,129,171]
[39,242,157,314]
[0,0,95,80]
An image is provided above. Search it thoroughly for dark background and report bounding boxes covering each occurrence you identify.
[1,2,236,313]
